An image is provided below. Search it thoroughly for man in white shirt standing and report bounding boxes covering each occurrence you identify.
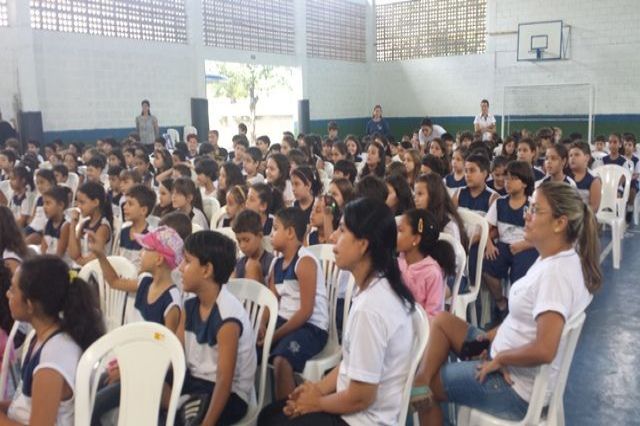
[474,99,497,141]
[418,117,447,148]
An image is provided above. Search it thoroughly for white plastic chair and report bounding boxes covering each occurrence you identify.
[75,322,185,426]
[202,196,221,223]
[398,305,430,426]
[593,165,631,269]
[439,232,467,312]
[146,215,161,229]
[452,208,489,326]
[457,311,587,426]
[227,278,279,426]
[0,179,13,202]
[213,226,240,256]
[183,125,197,141]
[299,244,342,382]
[633,193,640,226]
[0,322,21,399]
[78,256,138,331]
[210,205,227,229]
[167,128,180,144]
[66,172,80,200]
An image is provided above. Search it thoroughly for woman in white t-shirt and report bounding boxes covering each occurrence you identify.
[0,256,104,425]
[411,181,601,424]
[258,198,416,426]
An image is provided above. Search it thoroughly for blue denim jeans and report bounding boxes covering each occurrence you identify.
[439,326,530,421]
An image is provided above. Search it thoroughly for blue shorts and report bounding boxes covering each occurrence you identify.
[440,325,529,421]
[269,317,328,372]
[483,242,538,284]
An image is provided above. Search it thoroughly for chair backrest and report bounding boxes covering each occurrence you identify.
[520,311,586,424]
[593,165,632,217]
[457,208,489,295]
[111,216,125,255]
[167,128,180,143]
[439,232,467,312]
[341,272,356,340]
[210,205,227,229]
[75,322,185,426]
[226,279,279,415]
[0,322,21,399]
[212,227,240,256]
[305,244,341,352]
[398,305,429,425]
[0,180,12,201]
[202,196,221,222]
[183,126,197,141]
[146,215,161,229]
[78,256,138,331]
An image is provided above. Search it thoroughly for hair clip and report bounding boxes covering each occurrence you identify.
[418,217,424,233]
[68,269,78,282]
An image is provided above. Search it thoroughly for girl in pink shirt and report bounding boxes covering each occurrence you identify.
[397,209,456,317]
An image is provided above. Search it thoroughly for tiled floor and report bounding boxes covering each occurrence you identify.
[564,227,640,425]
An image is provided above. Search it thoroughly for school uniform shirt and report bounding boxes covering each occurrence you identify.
[602,154,631,169]
[109,191,123,220]
[444,174,466,193]
[131,274,182,324]
[293,200,313,226]
[79,216,112,258]
[263,214,275,236]
[533,166,546,182]
[486,196,527,245]
[537,174,577,189]
[338,277,414,426]
[234,250,274,285]
[183,286,257,404]
[418,124,446,145]
[473,113,496,140]
[306,228,320,246]
[491,248,591,404]
[27,195,47,232]
[7,332,81,426]
[190,207,210,231]
[43,219,72,264]
[270,246,329,332]
[8,190,36,222]
[572,170,598,206]
[456,186,496,216]
[486,179,507,196]
[2,249,22,265]
[117,225,149,270]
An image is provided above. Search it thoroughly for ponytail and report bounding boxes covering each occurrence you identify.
[18,256,105,350]
[63,275,105,350]
[426,240,456,278]
[405,208,456,277]
[578,202,602,293]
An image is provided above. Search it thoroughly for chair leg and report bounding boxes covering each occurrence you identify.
[634,195,640,226]
[612,221,621,269]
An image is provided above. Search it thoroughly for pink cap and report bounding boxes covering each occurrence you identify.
[134,226,184,269]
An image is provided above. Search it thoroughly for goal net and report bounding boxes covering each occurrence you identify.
[501,83,594,141]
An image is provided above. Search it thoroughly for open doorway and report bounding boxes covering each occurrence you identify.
[205,61,302,150]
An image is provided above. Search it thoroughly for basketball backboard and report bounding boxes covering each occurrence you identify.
[517,20,563,61]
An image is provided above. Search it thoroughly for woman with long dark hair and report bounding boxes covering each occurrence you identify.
[258,198,416,425]
[1,255,104,424]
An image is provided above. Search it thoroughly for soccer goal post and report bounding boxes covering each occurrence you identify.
[501,83,594,141]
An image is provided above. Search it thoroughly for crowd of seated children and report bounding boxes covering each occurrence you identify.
[0,118,633,425]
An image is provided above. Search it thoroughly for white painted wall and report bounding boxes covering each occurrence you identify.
[1,0,638,137]
[372,0,640,117]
